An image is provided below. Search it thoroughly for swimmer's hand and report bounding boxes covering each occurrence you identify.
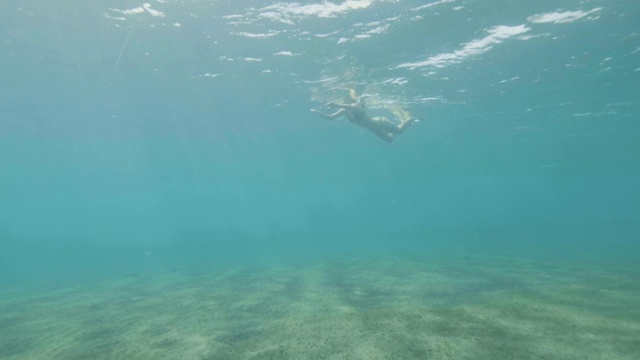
[325,102,337,109]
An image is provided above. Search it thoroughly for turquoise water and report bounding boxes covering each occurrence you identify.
[1,1,639,358]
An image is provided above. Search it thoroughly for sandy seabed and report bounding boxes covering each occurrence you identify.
[1,253,639,360]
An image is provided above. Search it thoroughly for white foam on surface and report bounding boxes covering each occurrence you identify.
[527,8,602,24]
[396,25,530,70]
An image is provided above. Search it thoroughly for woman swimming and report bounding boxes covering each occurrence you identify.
[310,90,415,143]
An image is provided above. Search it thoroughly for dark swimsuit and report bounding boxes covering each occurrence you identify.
[346,105,368,125]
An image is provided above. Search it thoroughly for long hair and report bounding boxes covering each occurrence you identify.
[349,88,357,101]
[345,88,365,107]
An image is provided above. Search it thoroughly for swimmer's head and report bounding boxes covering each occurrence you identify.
[355,93,374,108]
[343,88,358,104]
[346,89,369,107]
[343,94,356,104]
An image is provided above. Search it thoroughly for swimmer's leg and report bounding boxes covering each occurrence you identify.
[375,117,413,135]
[372,116,416,142]
[310,108,347,121]
[373,130,395,143]
[397,117,415,133]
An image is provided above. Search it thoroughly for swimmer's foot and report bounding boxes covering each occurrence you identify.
[400,118,416,131]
